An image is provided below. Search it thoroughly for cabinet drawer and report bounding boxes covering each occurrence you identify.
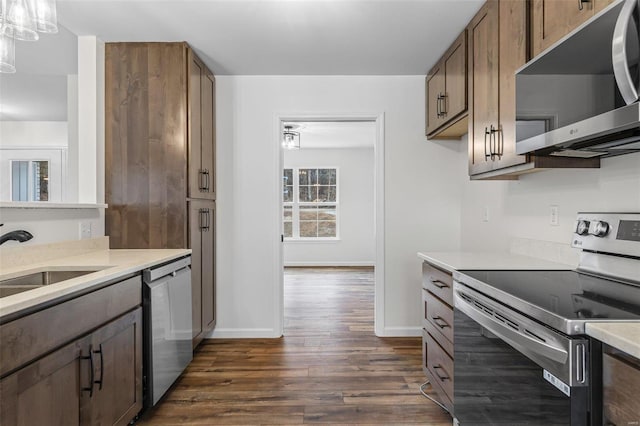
[603,352,640,425]
[425,289,454,344]
[422,262,453,306]
[0,275,142,378]
[425,329,454,401]
[424,311,453,357]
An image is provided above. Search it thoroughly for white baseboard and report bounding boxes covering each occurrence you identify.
[207,328,282,339]
[284,260,375,267]
[377,326,422,337]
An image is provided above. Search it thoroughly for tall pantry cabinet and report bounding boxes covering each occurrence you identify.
[105,42,216,348]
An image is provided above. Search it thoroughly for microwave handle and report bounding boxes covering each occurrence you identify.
[612,0,640,105]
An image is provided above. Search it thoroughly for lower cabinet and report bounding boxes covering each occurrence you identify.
[0,276,143,426]
[603,348,640,425]
[189,199,216,348]
[421,261,455,413]
[0,308,143,426]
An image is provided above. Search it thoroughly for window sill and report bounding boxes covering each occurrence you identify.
[284,238,341,243]
[0,202,108,209]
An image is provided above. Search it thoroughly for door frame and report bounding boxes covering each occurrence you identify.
[273,112,385,337]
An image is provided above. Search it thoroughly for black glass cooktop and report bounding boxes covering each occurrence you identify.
[458,270,640,322]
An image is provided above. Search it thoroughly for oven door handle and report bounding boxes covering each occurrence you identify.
[454,290,568,364]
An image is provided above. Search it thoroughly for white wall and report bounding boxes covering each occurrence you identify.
[0,121,68,147]
[0,208,104,246]
[214,75,466,338]
[459,133,640,251]
[283,147,375,266]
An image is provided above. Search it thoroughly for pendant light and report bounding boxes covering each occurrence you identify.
[33,0,58,33]
[0,28,16,73]
[282,125,301,150]
[0,0,58,73]
[3,0,39,41]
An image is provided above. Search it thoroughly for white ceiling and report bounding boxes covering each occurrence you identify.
[1,0,485,122]
[286,121,376,149]
[58,0,485,75]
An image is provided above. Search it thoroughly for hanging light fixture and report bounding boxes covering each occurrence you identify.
[282,125,301,150]
[0,0,58,73]
[0,28,16,73]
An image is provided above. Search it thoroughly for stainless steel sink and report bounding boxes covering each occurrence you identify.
[0,270,102,297]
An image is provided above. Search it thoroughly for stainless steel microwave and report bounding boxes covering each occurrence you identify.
[515,0,640,158]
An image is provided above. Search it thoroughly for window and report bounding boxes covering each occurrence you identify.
[11,160,49,201]
[283,167,338,239]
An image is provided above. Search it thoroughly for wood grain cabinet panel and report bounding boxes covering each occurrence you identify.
[106,42,217,348]
[603,352,640,425]
[467,0,599,179]
[0,299,142,426]
[426,30,469,139]
[531,0,616,58]
[421,261,454,414]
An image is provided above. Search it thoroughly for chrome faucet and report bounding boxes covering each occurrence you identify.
[0,224,34,246]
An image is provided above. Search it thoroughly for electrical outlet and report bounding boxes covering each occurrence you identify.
[80,222,92,239]
[483,206,490,222]
[550,205,559,226]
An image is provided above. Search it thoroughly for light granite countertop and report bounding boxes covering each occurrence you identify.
[0,239,190,321]
[417,251,575,273]
[585,323,640,359]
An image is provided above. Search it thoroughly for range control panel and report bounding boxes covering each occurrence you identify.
[572,213,640,257]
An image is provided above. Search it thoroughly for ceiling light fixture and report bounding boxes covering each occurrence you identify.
[0,0,59,73]
[282,125,300,150]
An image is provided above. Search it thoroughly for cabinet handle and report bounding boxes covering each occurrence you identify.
[198,169,206,191]
[93,344,104,391]
[205,209,211,231]
[436,94,442,117]
[81,345,94,397]
[441,93,448,115]
[430,279,449,289]
[203,169,210,192]
[432,364,450,381]
[484,127,491,159]
[578,0,591,11]
[498,124,504,158]
[432,316,450,329]
[198,208,205,231]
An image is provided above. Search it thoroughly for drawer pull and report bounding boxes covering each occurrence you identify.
[81,345,95,398]
[430,279,449,289]
[432,364,450,381]
[432,316,450,329]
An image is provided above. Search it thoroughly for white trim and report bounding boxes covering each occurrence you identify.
[276,112,385,338]
[284,238,341,243]
[374,113,385,337]
[208,328,280,339]
[0,202,108,209]
[284,261,375,267]
[380,326,422,337]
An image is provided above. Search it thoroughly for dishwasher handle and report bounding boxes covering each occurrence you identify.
[144,256,191,282]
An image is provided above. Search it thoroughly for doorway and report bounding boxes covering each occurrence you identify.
[274,114,385,337]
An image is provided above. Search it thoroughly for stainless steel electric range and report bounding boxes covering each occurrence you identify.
[452,213,640,425]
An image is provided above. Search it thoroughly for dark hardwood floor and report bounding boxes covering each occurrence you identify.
[139,267,451,425]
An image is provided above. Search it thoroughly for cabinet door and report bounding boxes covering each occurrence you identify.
[443,30,467,121]
[80,308,143,426]
[188,53,204,199]
[492,0,528,171]
[201,201,216,333]
[426,65,446,135]
[531,0,596,58]
[189,200,204,344]
[200,72,216,200]
[105,42,188,250]
[468,0,499,176]
[0,337,89,426]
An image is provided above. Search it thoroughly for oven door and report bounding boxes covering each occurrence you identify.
[453,282,592,425]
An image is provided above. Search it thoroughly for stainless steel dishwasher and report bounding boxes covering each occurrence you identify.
[143,256,193,408]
